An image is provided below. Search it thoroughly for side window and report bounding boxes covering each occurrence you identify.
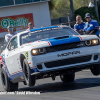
[8,37,18,51]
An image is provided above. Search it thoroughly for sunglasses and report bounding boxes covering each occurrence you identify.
[8,28,13,30]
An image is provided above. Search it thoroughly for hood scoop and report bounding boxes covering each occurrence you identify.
[54,36,69,40]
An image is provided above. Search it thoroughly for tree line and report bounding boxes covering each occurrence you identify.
[49,0,98,20]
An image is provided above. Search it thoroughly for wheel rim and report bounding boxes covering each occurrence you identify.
[1,72,6,87]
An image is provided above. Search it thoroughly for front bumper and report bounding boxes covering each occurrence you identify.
[31,45,100,74]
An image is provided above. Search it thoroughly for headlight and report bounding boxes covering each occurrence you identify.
[92,39,99,45]
[31,49,38,55]
[85,39,99,46]
[31,48,46,56]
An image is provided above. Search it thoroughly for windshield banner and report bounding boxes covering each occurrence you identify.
[0,13,34,32]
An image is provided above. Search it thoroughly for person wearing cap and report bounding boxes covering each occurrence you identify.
[26,22,35,31]
[84,13,99,36]
[74,15,85,34]
[5,26,17,43]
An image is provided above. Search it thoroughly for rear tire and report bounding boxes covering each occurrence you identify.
[23,59,35,87]
[60,72,75,83]
[1,67,18,91]
[90,64,100,76]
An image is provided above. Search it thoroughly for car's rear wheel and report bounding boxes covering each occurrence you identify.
[1,67,18,91]
[23,59,35,87]
[90,64,100,76]
[60,72,75,83]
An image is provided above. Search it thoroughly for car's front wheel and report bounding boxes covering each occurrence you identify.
[90,64,100,76]
[60,72,75,83]
[1,67,18,91]
[23,59,35,87]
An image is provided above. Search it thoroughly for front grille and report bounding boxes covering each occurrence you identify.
[46,42,85,53]
[44,55,92,68]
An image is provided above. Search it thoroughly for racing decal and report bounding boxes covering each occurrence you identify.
[78,36,82,41]
[7,66,37,77]
[30,26,59,32]
[1,54,11,78]
[0,56,3,64]
[4,65,24,80]
[42,36,81,46]
[10,70,23,75]
[57,51,81,57]
[2,54,5,65]
[10,71,24,80]
[25,52,29,60]
[46,41,51,46]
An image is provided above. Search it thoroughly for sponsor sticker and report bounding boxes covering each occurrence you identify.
[25,52,29,60]
[0,56,3,64]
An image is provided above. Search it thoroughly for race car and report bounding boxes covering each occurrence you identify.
[0,25,100,92]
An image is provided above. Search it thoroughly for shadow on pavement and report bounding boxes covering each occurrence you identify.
[19,77,100,93]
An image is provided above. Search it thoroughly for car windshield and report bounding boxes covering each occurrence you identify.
[20,27,79,45]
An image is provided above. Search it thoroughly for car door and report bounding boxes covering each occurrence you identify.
[5,36,22,75]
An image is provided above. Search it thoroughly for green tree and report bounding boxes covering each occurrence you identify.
[75,7,98,22]
[50,0,71,19]
[49,0,97,20]
[49,0,55,12]
[73,0,94,10]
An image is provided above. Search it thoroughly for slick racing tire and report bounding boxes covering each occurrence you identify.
[23,59,35,87]
[90,64,100,76]
[60,72,75,83]
[1,67,18,91]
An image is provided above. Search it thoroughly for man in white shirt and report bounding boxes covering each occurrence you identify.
[5,26,16,43]
[26,22,35,32]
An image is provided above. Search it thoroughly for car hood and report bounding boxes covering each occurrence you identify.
[22,35,98,49]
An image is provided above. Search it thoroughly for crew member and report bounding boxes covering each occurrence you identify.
[26,22,35,31]
[74,15,85,34]
[84,13,99,36]
[5,26,16,43]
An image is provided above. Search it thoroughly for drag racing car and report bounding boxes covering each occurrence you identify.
[0,25,100,91]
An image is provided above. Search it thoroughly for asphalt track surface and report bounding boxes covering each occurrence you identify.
[0,70,100,100]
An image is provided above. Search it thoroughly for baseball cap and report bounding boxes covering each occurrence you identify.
[28,22,32,25]
[85,13,92,18]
